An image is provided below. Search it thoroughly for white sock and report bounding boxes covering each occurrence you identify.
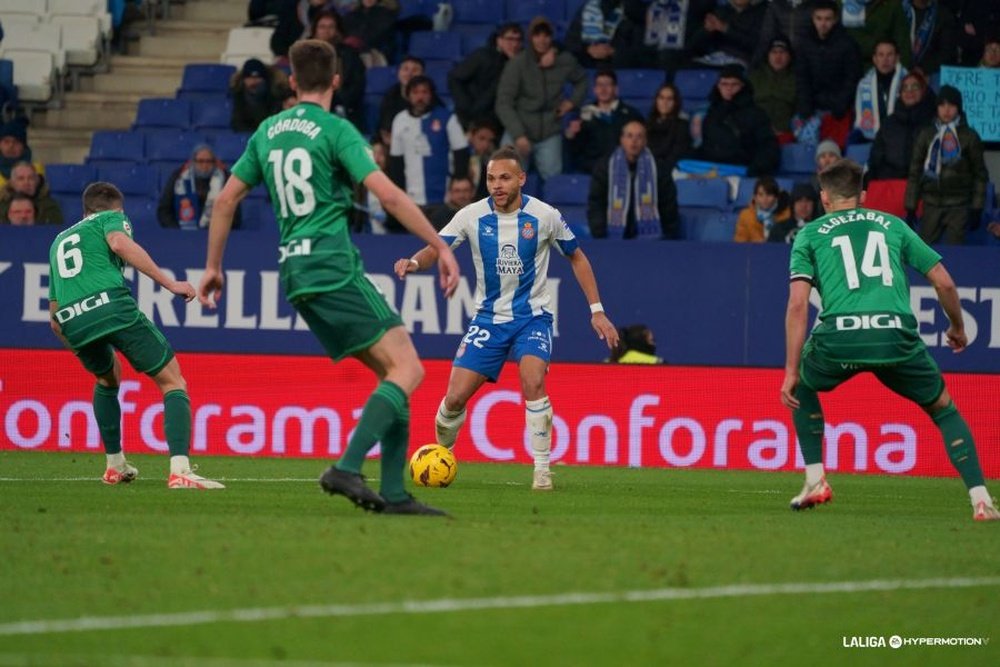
[525,397,552,471]
[106,452,125,468]
[435,399,466,449]
[170,455,191,475]
[969,486,992,507]
[805,463,825,486]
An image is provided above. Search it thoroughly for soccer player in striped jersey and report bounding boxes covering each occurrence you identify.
[781,159,998,521]
[395,146,619,490]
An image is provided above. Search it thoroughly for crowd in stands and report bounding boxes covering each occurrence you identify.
[5,0,1000,247]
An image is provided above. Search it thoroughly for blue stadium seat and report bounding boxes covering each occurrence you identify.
[145,130,208,168]
[45,163,98,196]
[88,131,145,165]
[0,59,17,109]
[523,172,541,198]
[558,205,590,238]
[617,69,667,100]
[191,98,234,131]
[363,95,382,136]
[54,194,82,223]
[365,66,397,96]
[209,132,250,165]
[679,208,737,242]
[732,176,795,209]
[423,60,451,96]
[454,23,495,55]
[133,98,192,130]
[409,31,464,63]
[779,142,817,177]
[673,69,717,106]
[178,63,236,96]
[623,97,653,115]
[506,0,566,23]
[845,142,872,165]
[675,177,729,209]
[543,174,590,205]
[452,0,506,24]
[565,0,587,19]
[126,196,159,227]
[97,164,160,198]
[398,0,437,20]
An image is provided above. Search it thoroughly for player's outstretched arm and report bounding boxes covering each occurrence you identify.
[926,263,967,353]
[106,232,195,302]
[393,245,439,279]
[781,280,811,409]
[366,170,459,297]
[199,175,251,309]
[566,248,619,350]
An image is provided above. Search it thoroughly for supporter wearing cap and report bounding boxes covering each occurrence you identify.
[0,118,44,187]
[229,58,290,133]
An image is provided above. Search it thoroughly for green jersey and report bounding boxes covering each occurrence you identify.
[48,211,142,348]
[232,101,379,300]
[789,207,942,364]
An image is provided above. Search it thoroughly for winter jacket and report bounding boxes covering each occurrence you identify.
[733,200,791,243]
[343,3,399,62]
[569,99,644,174]
[688,0,767,63]
[839,0,912,66]
[587,154,679,239]
[646,115,692,170]
[693,83,780,177]
[753,0,815,64]
[795,21,863,117]
[907,2,959,75]
[0,179,63,224]
[904,121,989,210]
[448,44,511,128]
[749,63,796,132]
[565,0,648,68]
[495,48,587,143]
[867,92,936,180]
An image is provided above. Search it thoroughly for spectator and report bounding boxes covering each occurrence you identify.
[852,38,907,142]
[448,22,523,132]
[229,58,289,133]
[640,0,717,71]
[690,65,780,177]
[754,0,816,64]
[0,119,43,188]
[4,193,36,225]
[905,85,988,245]
[0,162,62,224]
[247,0,308,59]
[588,119,679,239]
[495,16,588,180]
[356,137,390,234]
[467,118,499,198]
[867,70,936,179]
[565,70,644,174]
[904,0,959,75]
[608,324,664,364]
[309,10,366,132]
[956,2,1000,66]
[769,181,817,242]
[749,36,798,140]
[689,0,767,67]
[646,83,691,171]
[427,175,476,230]
[794,0,863,146]
[377,56,424,146]
[343,0,400,64]
[566,1,648,68]
[811,139,843,191]
[388,75,470,210]
[157,145,240,230]
[980,34,1000,68]
[733,176,790,242]
[839,0,913,68]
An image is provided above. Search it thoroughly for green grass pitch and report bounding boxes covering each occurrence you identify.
[0,451,997,667]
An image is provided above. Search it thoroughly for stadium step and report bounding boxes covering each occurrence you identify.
[138,33,228,59]
[176,0,248,24]
[80,71,179,96]
[29,127,91,164]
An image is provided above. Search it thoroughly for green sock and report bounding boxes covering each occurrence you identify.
[93,384,121,455]
[163,390,191,457]
[379,410,411,503]
[932,401,985,489]
[793,386,824,465]
[337,381,407,474]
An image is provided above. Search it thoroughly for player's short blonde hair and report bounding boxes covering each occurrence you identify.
[818,159,863,201]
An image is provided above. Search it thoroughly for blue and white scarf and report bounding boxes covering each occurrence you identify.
[581,0,623,44]
[756,201,778,234]
[645,0,687,50]
[841,0,872,29]
[854,64,906,140]
[607,147,660,239]
[173,162,225,230]
[903,0,937,63]
[923,117,961,178]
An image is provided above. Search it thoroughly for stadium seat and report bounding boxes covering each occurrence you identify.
[133,98,192,130]
[0,59,17,108]
[623,97,653,115]
[49,15,101,67]
[451,0,506,24]
[423,60,451,95]
[543,174,591,205]
[97,164,159,198]
[1,22,66,73]
[673,69,717,107]
[0,11,40,27]
[221,27,275,67]
[209,132,250,165]
[47,0,113,41]
[845,142,872,166]
[397,0,437,20]
[45,163,98,196]
[88,131,144,165]
[523,172,541,198]
[0,50,55,102]
[679,208,737,242]
[616,69,667,100]
[179,63,236,96]
[675,178,729,209]
[732,176,795,209]
[557,205,590,238]
[191,98,234,130]
[125,196,159,227]
[53,193,81,222]
[0,0,47,17]
[408,31,464,63]
[506,0,566,23]
[565,0,587,18]
[145,130,208,168]
[779,143,817,177]
[454,23,495,55]
[365,66,397,96]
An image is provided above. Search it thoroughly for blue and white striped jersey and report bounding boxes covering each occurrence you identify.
[440,195,579,324]
[389,107,468,205]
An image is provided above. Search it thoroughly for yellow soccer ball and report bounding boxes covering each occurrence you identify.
[409,444,457,488]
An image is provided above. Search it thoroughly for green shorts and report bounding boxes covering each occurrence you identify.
[75,314,175,377]
[292,273,404,361]
[799,340,945,407]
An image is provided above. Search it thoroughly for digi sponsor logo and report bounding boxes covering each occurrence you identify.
[54,292,111,324]
[835,313,903,330]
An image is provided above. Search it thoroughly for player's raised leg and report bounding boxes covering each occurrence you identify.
[93,355,138,485]
[435,366,487,449]
[520,355,554,491]
[152,358,224,490]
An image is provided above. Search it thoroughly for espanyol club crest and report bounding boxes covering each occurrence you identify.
[521,222,535,240]
[431,119,442,132]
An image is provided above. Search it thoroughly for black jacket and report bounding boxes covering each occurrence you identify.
[588,153,679,240]
[867,92,937,181]
[343,3,399,62]
[647,115,692,171]
[694,83,780,177]
[448,44,510,129]
[905,119,989,210]
[795,21,862,117]
[332,43,366,132]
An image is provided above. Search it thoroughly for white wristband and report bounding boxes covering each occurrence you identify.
[408,257,419,269]
[589,302,604,314]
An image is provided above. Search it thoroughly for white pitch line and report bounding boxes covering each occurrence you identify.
[1,577,997,637]
[0,477,319,483]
